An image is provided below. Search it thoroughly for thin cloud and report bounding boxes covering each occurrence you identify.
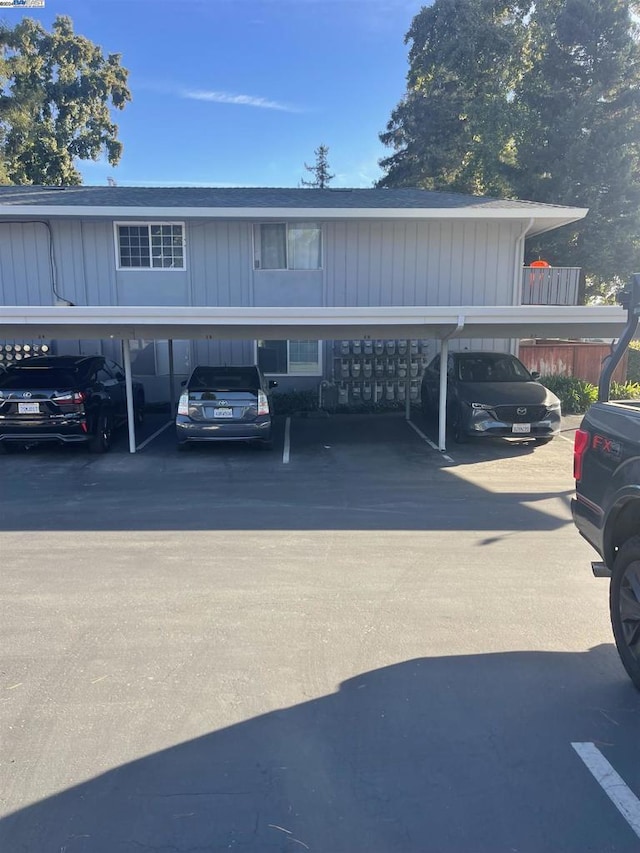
[182,89,300,113]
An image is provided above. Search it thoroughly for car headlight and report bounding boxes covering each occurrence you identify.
[471,402,493,410]
[547,402,561,410]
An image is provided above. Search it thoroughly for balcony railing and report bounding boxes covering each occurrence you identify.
[522,267,581,305]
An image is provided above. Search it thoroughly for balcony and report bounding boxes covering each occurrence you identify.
[522,267,581,305]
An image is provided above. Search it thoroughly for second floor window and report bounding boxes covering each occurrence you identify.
[253,222,321,270]
[116,223,185,269]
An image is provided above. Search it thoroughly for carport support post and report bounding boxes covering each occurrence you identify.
[438,339,448,451]
[168,339,176,413]
[405,380,411,421]
[122,338,137,454]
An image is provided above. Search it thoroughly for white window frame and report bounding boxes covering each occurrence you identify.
[252,222,323,271]
[255,340,323,377]
[114,221,187,272]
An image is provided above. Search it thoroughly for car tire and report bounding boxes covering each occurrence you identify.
[135,394,145,426]
[535,437,554,446]
[255,438,274,451]
[177,441,191,452]
[88,411,113,454]
[452,406,468,444]
[610,535,640,690]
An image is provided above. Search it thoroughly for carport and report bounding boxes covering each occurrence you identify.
[0,303,627,452]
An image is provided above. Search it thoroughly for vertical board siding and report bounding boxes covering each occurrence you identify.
[0,223,51,306]
[190,221,252,307]
[324,220,518,308]
[80,221,116,305]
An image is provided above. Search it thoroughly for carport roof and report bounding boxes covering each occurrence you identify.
[0,304,627,342]
[0,186,587,237]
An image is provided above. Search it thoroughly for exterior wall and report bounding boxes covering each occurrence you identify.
[0,216,524,401]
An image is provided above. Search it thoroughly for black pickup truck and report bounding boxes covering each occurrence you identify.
[572,275,640,688]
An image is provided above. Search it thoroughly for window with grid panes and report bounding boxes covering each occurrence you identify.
[117,223,185,269]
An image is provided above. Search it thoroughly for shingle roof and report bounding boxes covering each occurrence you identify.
[0,185,579,211]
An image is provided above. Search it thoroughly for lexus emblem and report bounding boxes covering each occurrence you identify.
[22,392,32,398]
[517,407,527,416]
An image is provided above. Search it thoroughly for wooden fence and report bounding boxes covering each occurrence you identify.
[519,341,627,385]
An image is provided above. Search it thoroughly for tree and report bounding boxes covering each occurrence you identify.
[0,15,131,185]
[301,144,335,188]
[378,0,640,297]
[378,0,527,197]
[515,0,640,293]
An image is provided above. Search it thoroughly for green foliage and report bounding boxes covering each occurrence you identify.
[378,0,640,296]
[540,375,598,413]
[626,341,640,383]
[0,15,131,185]
[301,144,334,189]
[610,381,640,400]
[271,390,319,416]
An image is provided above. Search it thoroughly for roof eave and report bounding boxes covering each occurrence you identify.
[0,205,589,230]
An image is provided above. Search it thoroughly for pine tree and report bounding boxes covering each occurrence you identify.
[301,144,335,188]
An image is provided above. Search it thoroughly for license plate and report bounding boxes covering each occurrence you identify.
[18,402,40,414]
[213,407,233,419]
[512,423,531,434]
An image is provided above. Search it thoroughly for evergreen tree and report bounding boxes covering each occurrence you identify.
[301,144,335,188]
[378,0,640,295]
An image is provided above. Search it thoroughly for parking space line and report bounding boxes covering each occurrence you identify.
[407,419,453,462]
[572,742,640,838]
[136,420,173,451]
[283,416,291,464]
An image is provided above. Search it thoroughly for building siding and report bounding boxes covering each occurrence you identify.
[0,215,524,398]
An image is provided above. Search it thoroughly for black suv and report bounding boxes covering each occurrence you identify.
[0,355,145,453]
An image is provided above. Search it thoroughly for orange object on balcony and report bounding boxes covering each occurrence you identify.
[530,259,550,268]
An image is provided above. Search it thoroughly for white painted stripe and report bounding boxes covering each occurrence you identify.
[283,417,291,464]
[558,432,575,444]
[136,420,173,451]
[407,419,453,463]
[572,742,640,838]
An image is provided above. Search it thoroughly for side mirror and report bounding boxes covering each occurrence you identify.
[180,379,187,387]
[530,371,540,381]
[269,380,278,388]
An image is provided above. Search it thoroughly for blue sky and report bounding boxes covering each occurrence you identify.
[11,0,424,187]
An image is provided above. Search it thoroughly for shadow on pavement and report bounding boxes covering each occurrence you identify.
[2,647,639,853]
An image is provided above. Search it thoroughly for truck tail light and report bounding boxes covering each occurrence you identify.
[177,393,190,416]
[574,428,590,481]
[257,390,269,416]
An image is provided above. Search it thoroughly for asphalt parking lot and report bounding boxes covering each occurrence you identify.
[2,411,640,852]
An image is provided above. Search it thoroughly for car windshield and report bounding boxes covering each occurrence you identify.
[457,355,531,383]
[0,367,79,389]
[188,367,260,390]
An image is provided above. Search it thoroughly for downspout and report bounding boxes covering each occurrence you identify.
[511,217,534,355]
[438,314,465,451]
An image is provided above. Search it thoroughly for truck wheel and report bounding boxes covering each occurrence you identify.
[610,535,640,690]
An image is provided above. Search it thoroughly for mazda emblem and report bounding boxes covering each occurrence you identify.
[517,407,527,416]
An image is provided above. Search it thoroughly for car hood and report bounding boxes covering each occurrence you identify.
[456,380,560,407]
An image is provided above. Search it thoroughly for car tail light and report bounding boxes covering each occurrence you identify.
[258,390,269,415]
[574,428,590,481]
[178,392,190,416]
[52,391,86,405]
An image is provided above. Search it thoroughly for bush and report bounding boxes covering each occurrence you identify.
[539,375,597,414]
[627,341,640,384]
[610,381,640,401]
[271,389,319,416]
